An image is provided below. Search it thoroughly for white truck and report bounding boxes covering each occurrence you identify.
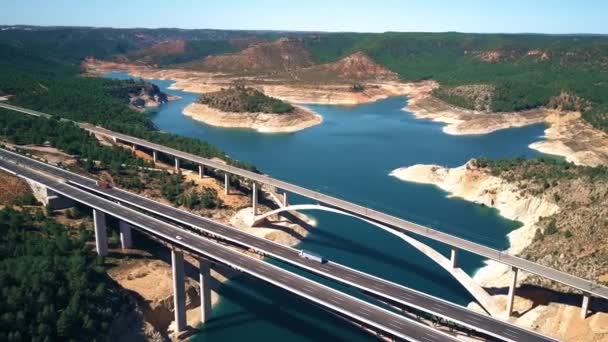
[298,250,327,264]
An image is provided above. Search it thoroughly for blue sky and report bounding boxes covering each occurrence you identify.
[2,0,606,34]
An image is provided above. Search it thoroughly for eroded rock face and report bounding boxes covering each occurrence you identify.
[301,51,398,81]
[201,38,312,74]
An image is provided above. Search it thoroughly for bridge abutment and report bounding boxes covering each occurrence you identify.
[119,221,133,249]
[199,258,212,324]
[93,209,108,256]
[172,249,187,333]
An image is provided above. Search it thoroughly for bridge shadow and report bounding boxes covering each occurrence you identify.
[486,284,608,317]
[108,230,371,340]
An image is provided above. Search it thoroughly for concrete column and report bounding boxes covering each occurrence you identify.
[93,209,108,257]
[174,158,180,172]
[450,247,458,269]
[119,221,133,249]
[112,137,117,143]
[153,150,158,163]
[172,249,187,333]
[224,173,229,195]
[198,165,204,178]
[199,258,212,324]
[132,144,137,152]
[252,183,258,215]
[282,191,288,207]
[581,293,591,319]
[506,267,518,318]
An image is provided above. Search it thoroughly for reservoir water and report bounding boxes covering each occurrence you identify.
[106,72,547,341]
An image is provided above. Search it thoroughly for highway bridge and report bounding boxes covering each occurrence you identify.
[71,112,608,317]
[0,153,463,342]
[0,147,556,342]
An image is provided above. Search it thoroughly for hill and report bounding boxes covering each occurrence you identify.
[2,26,608,134]
[188,37,313,75]
[198,85,294,114]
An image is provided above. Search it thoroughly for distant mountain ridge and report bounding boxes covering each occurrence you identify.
[3,26,608,134]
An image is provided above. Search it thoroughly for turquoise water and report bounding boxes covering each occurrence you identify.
[107,72,547,341]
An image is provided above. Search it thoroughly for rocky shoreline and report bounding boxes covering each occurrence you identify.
[389,161,559,287]
[404,95,608,167]
[183,103,323,133]
[389,161,608,340]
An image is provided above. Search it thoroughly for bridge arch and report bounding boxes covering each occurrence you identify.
[253,204,501,317]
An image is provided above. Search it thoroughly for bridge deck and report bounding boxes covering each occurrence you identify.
[0,156,462,342]
[0,147,556,342]
[77,121,608,301]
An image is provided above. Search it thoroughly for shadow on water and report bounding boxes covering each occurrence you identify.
[196,274,374,341]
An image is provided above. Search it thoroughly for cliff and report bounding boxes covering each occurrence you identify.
[390,159,608,341]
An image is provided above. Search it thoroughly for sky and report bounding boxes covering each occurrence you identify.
[1,0,607,34]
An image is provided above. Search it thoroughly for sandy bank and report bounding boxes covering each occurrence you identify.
[404,94,608,167]
[389,161,559,287]
[83,59,433,106]
[405,94,548,135]
[183,103,323,133]
[529,111,608,166]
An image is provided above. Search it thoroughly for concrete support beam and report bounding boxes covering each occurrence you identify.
[199,258,212,324]
[171,249,187,333]
[119,221,133,249]
[93,209,108,257]
[506,267,518,318]
[252,183,258,215]
[174,158,180,172]
[112,136,117,143]
[224,173,229,195]
[152,150,158,163]
[581,293,591,319]
[132,144,137,152]
[198,165,204,178]
[282,191,288,207]
[450,247,458,269]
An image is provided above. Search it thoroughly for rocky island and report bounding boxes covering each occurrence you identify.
[183,85,322,133]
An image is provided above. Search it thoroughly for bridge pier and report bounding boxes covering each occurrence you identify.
[132,144,137,153]
[119,221,133,249]
[93,209,108,257]
[198,165,205,178]
[171,249,187,333]
[450,247,458,268]
[506,266,518,318]
[199,258,212,324]
[174,158,180,172]
[224,173,229,195]
[252,183,258,215]
[153,150,158,163]
[282,191,288,207]
[581,293,591,319]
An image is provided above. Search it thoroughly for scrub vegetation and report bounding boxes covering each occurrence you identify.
[473,157,608,288]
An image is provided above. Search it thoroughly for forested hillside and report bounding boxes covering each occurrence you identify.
[0,207,131,341]
[2,25,608,139]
